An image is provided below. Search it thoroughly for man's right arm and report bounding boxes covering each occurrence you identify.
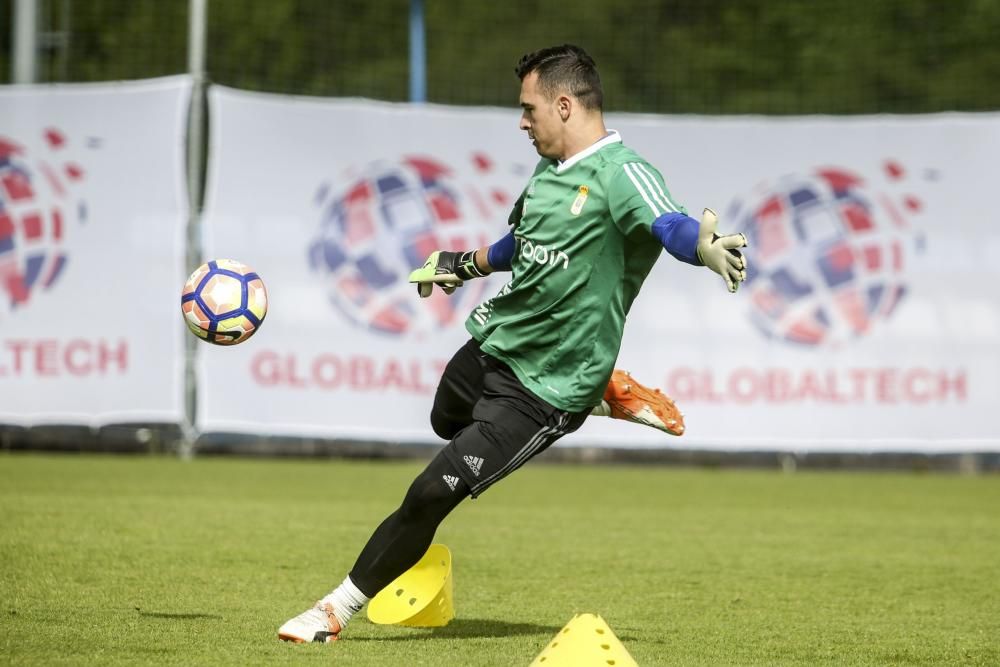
[408,231,516,298]
[409,183,527,297]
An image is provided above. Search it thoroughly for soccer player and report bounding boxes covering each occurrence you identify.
[278,44,746,643]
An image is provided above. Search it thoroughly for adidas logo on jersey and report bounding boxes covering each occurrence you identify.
[442,474,460,491]
[463,455,484,477]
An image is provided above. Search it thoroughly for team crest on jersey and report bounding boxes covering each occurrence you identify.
[570,185,589,215]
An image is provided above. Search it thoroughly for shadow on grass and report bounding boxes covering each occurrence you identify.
[137,610,223,620]
[358,618,563,641]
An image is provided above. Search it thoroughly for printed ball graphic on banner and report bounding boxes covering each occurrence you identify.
[181,259,268,346]
[735,166,920,347]
[0,129,86,318]
[309,155,509,336]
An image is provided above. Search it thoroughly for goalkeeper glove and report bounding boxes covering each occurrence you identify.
[408,250,488,298]
[696,208,748,293]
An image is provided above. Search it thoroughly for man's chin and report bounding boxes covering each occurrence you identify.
[533,143,556,159]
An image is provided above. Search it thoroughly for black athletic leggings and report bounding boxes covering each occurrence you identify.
[348,339,585,598]
[348,450,469,597]
[347,342,483,597]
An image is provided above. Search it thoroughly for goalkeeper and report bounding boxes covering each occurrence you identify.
[279,43,746,643]
[410,246,689,438]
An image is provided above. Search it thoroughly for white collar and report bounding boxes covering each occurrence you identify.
[556,130,622,173]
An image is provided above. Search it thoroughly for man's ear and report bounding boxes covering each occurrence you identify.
[557,95,572,121]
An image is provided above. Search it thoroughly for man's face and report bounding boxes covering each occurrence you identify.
[519,71,563,159]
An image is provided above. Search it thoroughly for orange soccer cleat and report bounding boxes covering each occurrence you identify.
[603,369,685,436]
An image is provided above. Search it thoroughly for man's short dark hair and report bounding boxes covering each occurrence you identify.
[515,44,603,111]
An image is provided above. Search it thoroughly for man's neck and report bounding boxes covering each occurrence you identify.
[559,123,610,162]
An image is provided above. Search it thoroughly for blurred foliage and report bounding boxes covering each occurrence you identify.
[2,0,999,113]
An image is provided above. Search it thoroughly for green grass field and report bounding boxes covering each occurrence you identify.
[1,453,998,666]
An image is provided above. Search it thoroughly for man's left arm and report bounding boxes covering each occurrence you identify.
[651,209,748,293]
[609,162,748,293]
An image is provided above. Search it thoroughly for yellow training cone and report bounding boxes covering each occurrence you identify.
[529,613,638,666]
[367,543,454,627]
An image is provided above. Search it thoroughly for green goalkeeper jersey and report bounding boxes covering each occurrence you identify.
[466,131,686,412]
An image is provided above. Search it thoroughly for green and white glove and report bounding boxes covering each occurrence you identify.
[408,250,488,298]
[696,208,748,293]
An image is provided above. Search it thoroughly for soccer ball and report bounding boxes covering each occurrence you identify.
[180,259,268,345]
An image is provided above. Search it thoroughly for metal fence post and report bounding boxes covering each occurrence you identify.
[181,0,208,460]
[409,0,426,103]
[12,0,38,83]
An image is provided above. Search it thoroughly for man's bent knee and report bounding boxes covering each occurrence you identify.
[430,409,463,441]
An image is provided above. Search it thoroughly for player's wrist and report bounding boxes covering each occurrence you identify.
[469,249,493,276]
[456,250,489,280]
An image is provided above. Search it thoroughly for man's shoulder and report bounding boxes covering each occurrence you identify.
[592,143,659,188]
[592,143,659,192]
[597,141,651,168]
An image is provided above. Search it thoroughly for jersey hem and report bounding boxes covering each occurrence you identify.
[478,341,596,414]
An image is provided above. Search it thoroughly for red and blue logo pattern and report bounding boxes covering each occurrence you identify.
[0,128,86,317]
[309,154,514,336]
[732,163,925,347]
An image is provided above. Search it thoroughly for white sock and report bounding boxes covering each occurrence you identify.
[590,400,611,417]
[320,575,370,629]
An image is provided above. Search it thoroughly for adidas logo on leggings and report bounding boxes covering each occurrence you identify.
[463,455,484,477]
[442,474,460,491]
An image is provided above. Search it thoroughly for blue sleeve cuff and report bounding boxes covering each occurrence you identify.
[651,212,702,266]
[486,231,516,271]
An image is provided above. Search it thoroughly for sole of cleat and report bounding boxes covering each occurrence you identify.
[278,632,338,643]
[605,370,685,436]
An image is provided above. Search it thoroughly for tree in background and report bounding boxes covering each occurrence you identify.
[3,0,998,114]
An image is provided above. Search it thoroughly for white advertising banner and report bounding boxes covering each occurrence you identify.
[202,86,1000,451]
[0,77,191,425]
